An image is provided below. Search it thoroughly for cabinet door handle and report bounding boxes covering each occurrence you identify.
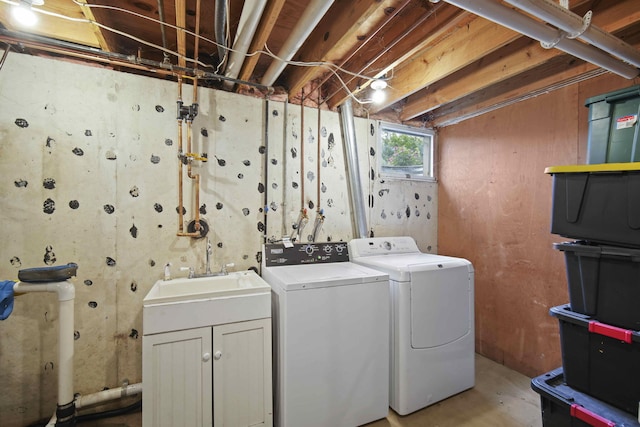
[214,351,222,360]
[202,352,211,362]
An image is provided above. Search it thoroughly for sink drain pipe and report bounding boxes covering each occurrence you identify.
[13,274,76,426]
[339,99,368,239]
[12,264,142,426]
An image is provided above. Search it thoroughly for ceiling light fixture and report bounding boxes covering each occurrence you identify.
[12,0,43,27]
[370,79,388,104]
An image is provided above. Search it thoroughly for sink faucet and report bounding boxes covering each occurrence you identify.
[205,238,213,276]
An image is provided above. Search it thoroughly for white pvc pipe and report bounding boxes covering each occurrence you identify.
[504,0,640,68]
[441,0,639,79]
[14,280,75,418]
[75,382,143,409]
[260,0,335,86]
[222,0,267,90]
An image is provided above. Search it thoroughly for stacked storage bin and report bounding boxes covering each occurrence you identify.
[532,86,640,426]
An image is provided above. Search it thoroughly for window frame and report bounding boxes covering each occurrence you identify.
[377,121,436,182]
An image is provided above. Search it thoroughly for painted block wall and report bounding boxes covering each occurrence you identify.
[0,51,437,426]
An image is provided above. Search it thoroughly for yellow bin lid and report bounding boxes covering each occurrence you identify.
[545,163,640,174]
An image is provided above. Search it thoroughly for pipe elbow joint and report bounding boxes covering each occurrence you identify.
[55,280,75,302]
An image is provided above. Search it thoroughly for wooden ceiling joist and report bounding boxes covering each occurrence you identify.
[400,0,640,121]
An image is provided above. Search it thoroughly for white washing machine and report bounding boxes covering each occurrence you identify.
[262,242,389,427]
[349,236,474,416]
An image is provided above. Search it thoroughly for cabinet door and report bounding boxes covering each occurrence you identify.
[213,319,272,427]
[142,327,213,427]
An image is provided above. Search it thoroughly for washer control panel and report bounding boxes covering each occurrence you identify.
[264,242,349,266]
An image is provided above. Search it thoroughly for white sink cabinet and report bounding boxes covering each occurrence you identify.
[142,271,273,427]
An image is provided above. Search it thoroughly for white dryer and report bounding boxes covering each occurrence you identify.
[349,236,474,416]
[262,242,390,427]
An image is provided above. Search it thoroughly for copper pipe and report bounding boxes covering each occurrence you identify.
[316,92,321,212]
[176,76,201,237]
[186,122,201,232]
[0,29,273,90]
[300,88,305,209]
[177,76,185,233]
[192,0,201,103]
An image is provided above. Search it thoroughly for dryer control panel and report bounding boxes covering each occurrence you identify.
[349,236,420,258]
[264,242,349,266]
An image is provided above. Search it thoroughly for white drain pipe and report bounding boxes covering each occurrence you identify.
[223,0,267,90]
[434,0,639,79]
[504,0,640,68]
[13,280,75,426]
[261,0,335,86]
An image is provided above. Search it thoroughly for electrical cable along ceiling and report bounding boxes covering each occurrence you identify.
[0,0,639,126]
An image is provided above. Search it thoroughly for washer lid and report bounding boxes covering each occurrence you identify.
[263,262,388,291]
[351,253,471,282]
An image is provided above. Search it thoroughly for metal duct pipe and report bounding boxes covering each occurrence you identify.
[223,0,267,90]
[214,0,228,69]
[504,0,640,68]
[261,0,335,86]
[439,0,639,79]
[339,99,368,239]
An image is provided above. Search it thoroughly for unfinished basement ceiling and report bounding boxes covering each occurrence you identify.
[0,0,639,126]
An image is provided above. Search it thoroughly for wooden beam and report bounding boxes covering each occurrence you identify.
[367,16,522,114]
[175,0,187,68]
[74,0,111,51]
[284,0,404,98]
[324,5,470,109]
[431,59,604,128]
[400,0,640,121]
[237,0,287,83]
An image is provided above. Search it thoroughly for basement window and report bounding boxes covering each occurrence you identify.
[378,122,435,181]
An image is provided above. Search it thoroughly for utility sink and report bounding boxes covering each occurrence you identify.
[143,270,271,335]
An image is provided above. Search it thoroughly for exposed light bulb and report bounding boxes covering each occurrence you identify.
[371,89,386,104]
[12,1,38,26]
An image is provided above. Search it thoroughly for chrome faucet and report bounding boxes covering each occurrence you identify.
[205,238,213,276]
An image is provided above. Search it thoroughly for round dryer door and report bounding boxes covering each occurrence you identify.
[409,263,472,348]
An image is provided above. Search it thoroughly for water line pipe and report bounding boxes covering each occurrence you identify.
[503,0,640,68]
[0,29,274,91]
[311,92,324,242]
[176,76,203,237]
[263,96,269,245]
[291,89,309,241]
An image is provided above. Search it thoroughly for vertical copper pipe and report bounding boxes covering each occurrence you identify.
[186,121,201,232]
[300,89,305,209]
[177,76,185,233]
[316,92,321,212]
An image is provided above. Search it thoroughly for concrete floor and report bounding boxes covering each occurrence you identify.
[82,354,543,427]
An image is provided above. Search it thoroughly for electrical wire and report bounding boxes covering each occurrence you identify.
[1,0,387,102]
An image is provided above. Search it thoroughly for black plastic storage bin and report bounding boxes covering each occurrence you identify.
[550,304,640,416]
[554,241,640,330]
[585,85,640,164]
[546,163,640,248]
[531,367,639,427]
